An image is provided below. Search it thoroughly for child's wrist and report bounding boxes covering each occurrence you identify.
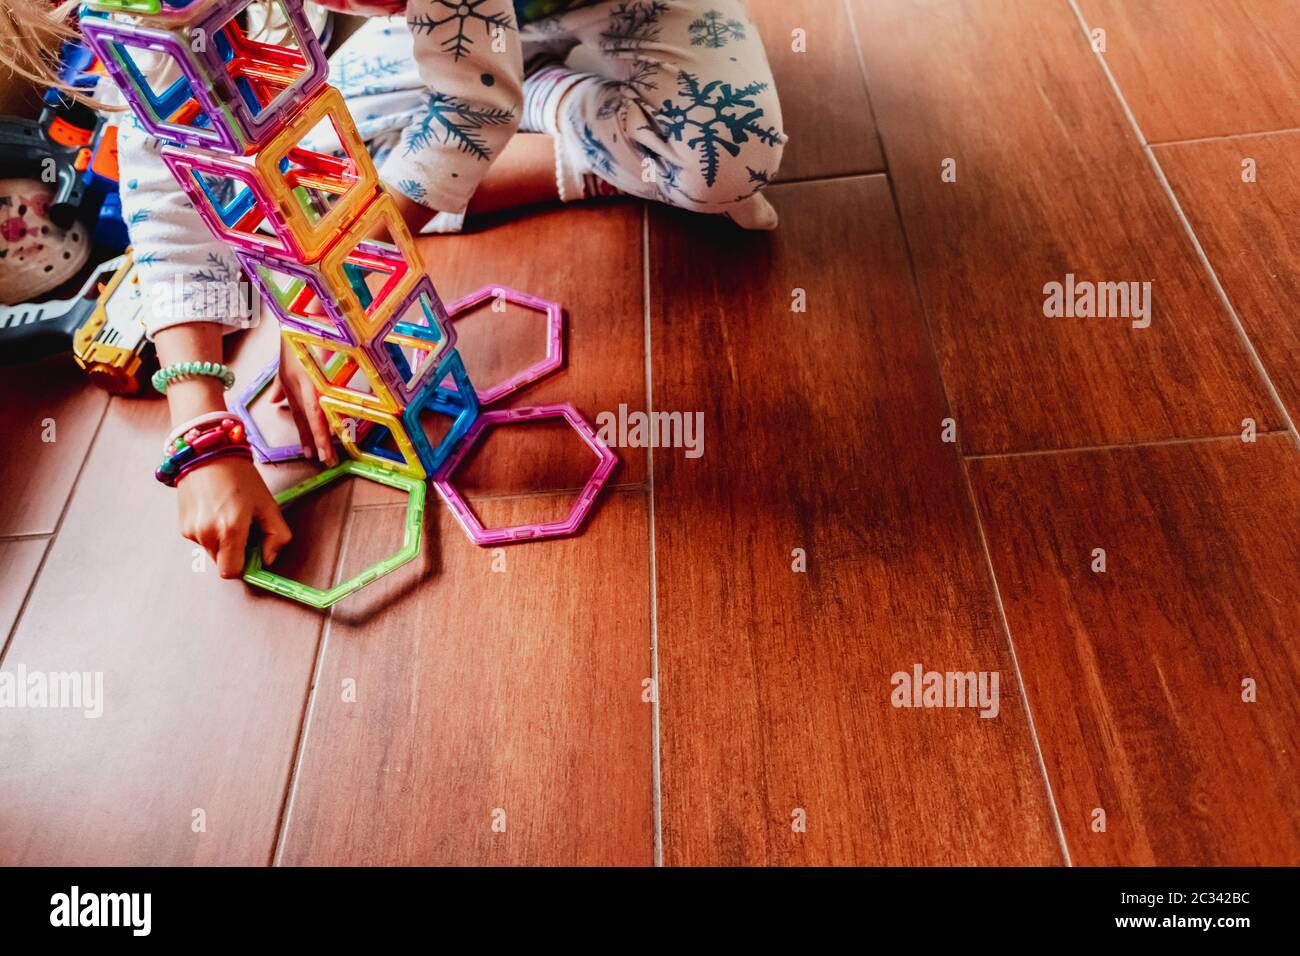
[152,323,231,426]
[164,376,229,426]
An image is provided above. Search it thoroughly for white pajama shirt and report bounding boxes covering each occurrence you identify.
[114,0,785,336]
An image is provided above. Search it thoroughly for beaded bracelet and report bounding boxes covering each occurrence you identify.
[152,361,236,394]
[174,445,254,486]
[165,416,246,456]
[164,410,237,453]
[158,441,251,486]
[156,417,250,486]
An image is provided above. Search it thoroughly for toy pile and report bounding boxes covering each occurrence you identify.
[81,0,618,607]
[0,37,147,392]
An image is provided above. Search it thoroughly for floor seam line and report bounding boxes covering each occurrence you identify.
[0,395,112,667]
[1068,0,1300,453]
[643,205,664,868]
[850,0,1070,862]
[844,0,892,179]
[270,482,358,866]
[776,168,887,185]
[965,431,1282,461]
[959,454,1075,865]
[1151,125,1300,149]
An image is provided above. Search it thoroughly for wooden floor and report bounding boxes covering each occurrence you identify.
[1,0,1296,866]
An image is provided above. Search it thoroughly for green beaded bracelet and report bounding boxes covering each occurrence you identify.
[151,361,236,394]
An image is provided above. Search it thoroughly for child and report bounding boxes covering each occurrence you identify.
[3,0,785,578]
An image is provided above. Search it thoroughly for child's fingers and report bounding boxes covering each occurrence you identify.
[195,527,221,565]
[256,501,293,566]
[268,379,286,404]
[216,521,251,580]
[305,399,336,466]
[285,401,318,461]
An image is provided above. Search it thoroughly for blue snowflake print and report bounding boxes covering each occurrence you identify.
[641,149,694,204]
[600,0,668,52]
[129,209,150,226]
[408,0,514,61]
[192,253,235,285]
[135,251,165,266]
[689,11,746,48]
[126,179,138,190]
[334,53,406,96]
[631,142,710,206]
[653,71,783,187]
[655,158,685,202]
[576,123,616,176]
[184,254,243,320]
[596,88,626,121]
[353,109,412,151]
[396,179,428,203]
[596,57,659,121]
[403,92,516,161]
[624,57,659,93]
[735,166,770,201]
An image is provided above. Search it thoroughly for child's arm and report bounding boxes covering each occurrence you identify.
[116,113,336,461]
[116,117,250,337]
[116,119,324,575]
[378,1,526,229]
[154,323,294,577]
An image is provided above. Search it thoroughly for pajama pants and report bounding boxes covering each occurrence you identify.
[331,0,787,226]
[116,0,787,335]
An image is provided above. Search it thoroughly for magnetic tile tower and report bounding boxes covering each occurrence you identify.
[82,0,618,607]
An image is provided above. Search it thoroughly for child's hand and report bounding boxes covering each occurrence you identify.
[177,456,293,578]
[270,335,338,465]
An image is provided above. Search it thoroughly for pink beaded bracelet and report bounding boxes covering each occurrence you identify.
[156,417,251,487]
[173,445,254,487]
[164,411,239,454]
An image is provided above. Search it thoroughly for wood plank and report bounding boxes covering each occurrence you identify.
[750,0,883,181]
[0,538,47,641]
[277,490,653,865]
[651,177,1061,865]
[851,0,1283,455]
[1155,131,1300,426]
[0,395,350,865]
[413,201,646,495]
[0,356,109,536]
[1077,0,1300,143]
[969,436,1300,865]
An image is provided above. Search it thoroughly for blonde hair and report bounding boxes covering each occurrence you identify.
[0,0,295,112]
[0,1,96,103]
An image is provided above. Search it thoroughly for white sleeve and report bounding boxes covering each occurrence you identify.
[115,114,248,339]
[378,0,524,213]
